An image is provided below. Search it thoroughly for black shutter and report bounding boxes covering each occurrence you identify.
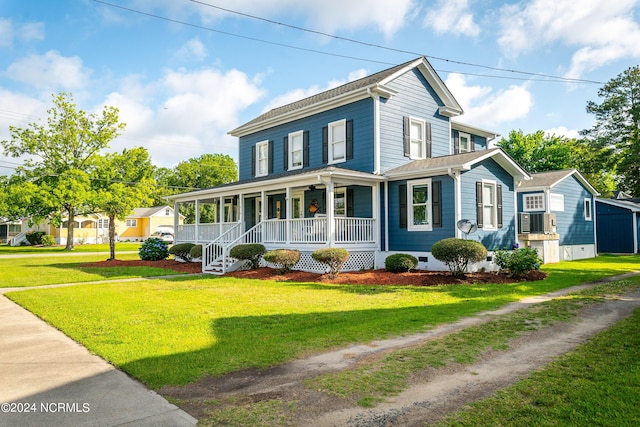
[251,145,256,177]
[303,131,310,167]
[470,134,476,152]
[426,122,432,158]
[268,197,274,220]
[497,184,503,228]
[283,136,288,170]
[432,181,442,228]
[322,126,328,164]
[403,116,410,157]
[399,184,407,228]
[476,181,483,228]
[454,130,460,154]
[347,188,354,217]
[346,119,353,160]
[268,140,274,174]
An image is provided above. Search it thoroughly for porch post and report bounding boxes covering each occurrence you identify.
[195,199,200,243]
[286,186,292,244]
[218,196,224,236]
[326,180,335,246]
[372,182,379,247]
[173,201,179,240]
[238,193,244,227]
[260,190,266,221]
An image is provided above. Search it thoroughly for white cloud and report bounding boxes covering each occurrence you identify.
[173,38,207,62]
[498,0,640,78]
[446,73,533,127]
[0,19,44,48]
[423,0,480,37]
[545,126,580,139]
[5,51,90,91]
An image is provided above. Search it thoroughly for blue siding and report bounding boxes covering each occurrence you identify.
[387,175,455,252]
[238,99,374,180]
[460,159,516,250]
[450,131,487,153]
[596,202,634,253]
[550,177,594,246]
[379,69,450,172]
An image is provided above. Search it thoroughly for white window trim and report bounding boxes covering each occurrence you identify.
[408,178,433,231]
[482,179,498,230]
[255,140,269,177]
[328,119,346,165]
[126,219,137,227]
[550,193,565,212]
[523,193,545,212]
[334,188,347,217]
[584,198,592,221]
[459,132,471,153]
[409,116,426,160]
[288,130,304,171]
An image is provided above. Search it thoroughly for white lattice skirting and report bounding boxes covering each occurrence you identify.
[264,251,376,274]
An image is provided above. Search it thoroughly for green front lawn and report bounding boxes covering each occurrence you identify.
[6,255,639,390]
[0,253,185,288]
[0,242,142,255]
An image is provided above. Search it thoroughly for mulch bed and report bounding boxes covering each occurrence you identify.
[80,259,547,286]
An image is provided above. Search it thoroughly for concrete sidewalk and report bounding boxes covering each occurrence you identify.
[0,292,197,427]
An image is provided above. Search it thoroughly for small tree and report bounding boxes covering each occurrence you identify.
[312,248,349,278]
[431,238,487,277]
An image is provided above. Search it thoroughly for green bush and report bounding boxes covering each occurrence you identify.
[385,253,418,273]
[494,244,542,278]
[25,231,46,245]
[264,249,301,274]
[41,235,56,247]
[139,237,170,261]
[312,248,349,278]
[431,238,487,277]
[189,244,202,260]
[169,242,196,262]
[229,244,266,269]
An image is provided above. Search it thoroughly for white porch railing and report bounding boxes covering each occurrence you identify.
[335,217,376,243]
[263,217,375,245]
[177,222,239,243]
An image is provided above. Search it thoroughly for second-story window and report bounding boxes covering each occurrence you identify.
[289,130,303,170]
[256,140,269,177]
[459,132,471,153]
[410,118,425,159]
[329,119,346,164]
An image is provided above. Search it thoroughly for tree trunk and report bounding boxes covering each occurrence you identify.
[108,214,116,260]
[65,207,75,251]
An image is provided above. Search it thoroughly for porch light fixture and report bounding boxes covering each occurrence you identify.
[308,185,316,191]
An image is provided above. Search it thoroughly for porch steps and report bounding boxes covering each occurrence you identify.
[202,257,239,275]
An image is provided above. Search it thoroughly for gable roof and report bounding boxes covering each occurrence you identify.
[596,197,640,212]
[518,169,599,195]
[128,206,175,218]
[383,148,530,181]
[229,57,463,137]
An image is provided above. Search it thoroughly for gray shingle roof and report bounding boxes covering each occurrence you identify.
[384,149,501,176]
[518,169,576,189]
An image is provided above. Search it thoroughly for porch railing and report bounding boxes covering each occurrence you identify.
[177,222,240,243]
[262,217,375,245]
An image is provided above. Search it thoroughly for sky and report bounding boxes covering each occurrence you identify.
[1,0,639,173]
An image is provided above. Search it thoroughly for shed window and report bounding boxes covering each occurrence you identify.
[584,198,592,221]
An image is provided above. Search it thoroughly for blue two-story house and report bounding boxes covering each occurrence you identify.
[169,57,531,273]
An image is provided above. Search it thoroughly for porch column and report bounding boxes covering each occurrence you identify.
[286,186,292,244]
[260,190,266,221]
[195,199,200,243]
[238,193,244,227]
[326,180,335,246]
[173,201,179,239]
[373,182,379,247]
[218,196,224,236]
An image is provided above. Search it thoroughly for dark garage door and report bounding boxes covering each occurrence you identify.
[597,212,633,253]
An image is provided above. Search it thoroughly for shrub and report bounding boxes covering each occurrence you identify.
[139,237,169,261]
[264,249,301,274]
[25,231,46,245]
[385,253,418,273]
[494,244,542,278]
[41,235,56,247]
[169,242,196,262]
[312,248,349,278]
[189,244,202,260]
[431,238,487,277]
[229,244,266,269]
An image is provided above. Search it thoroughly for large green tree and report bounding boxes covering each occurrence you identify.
[583,66,640,196]
[91,147,155,260]
[1,93,125,250]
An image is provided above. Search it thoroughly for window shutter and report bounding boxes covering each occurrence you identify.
[283,136,289,170]
[267,197,274,219]
[497,184,503,228]
[303,131,310,167]
[476,181,483,228]
[322,126,328,164]
[403,116,410,157]
[426,122,432,158]
[470,135,476,152]
[347,188,354,217]
[432,181,442,228]
[454,130,460,154]
[399,184,407,228]
[251,145,256,177]
[346,119,353,160]
[268,140,274,174]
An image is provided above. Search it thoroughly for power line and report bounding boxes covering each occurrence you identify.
[94,0,601,84]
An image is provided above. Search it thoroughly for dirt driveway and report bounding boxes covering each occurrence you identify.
[160,273,640,426]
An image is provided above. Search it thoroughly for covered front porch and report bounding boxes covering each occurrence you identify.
[169,167,384,273]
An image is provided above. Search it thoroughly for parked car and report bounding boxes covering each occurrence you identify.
[151,231,174,244]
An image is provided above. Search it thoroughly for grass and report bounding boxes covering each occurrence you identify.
[0,242,143,255]
[5,255,639,390]
[0,253,186,288]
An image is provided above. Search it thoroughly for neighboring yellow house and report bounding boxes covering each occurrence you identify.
[23,206,183,245]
